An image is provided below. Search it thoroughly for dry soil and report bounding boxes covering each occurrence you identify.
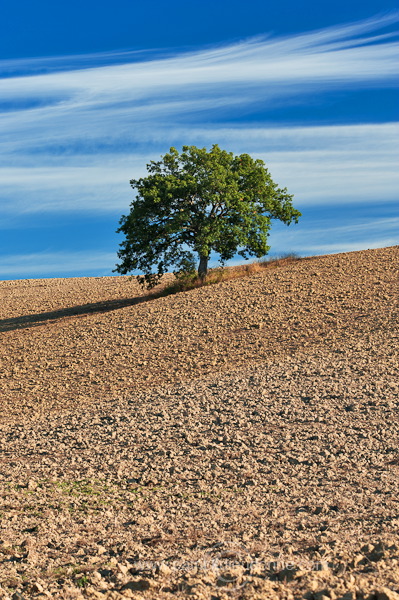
[0,246,398,600]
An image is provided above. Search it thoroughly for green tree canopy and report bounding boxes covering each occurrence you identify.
[115,145,301,288]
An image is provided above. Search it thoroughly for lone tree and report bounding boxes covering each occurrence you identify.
[115,145,301,288]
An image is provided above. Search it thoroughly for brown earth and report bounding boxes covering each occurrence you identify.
[0,246,398,600]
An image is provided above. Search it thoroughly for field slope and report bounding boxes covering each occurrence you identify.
[0,246,398,599]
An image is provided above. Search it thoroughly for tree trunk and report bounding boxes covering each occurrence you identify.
[198,254,208,280]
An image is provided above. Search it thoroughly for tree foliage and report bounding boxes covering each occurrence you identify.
[115,145,301,288]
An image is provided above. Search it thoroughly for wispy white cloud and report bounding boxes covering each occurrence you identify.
[297,240,398,253]
[2,225,397,279]
[0,251,117,278]
[0,13,398,277]
[1,13,398,141]
[266,216,399,255]
[0,123,397,215]
[1,12,398,98]
[1,16,398,131]
[220,216,399,263]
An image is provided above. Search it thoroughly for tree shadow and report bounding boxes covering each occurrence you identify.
[1,255,311,333]
[0,295,153,332]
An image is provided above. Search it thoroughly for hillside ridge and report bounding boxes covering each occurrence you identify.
[1,246,397,420]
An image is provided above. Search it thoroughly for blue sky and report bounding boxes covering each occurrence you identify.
[0,1,398,279]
